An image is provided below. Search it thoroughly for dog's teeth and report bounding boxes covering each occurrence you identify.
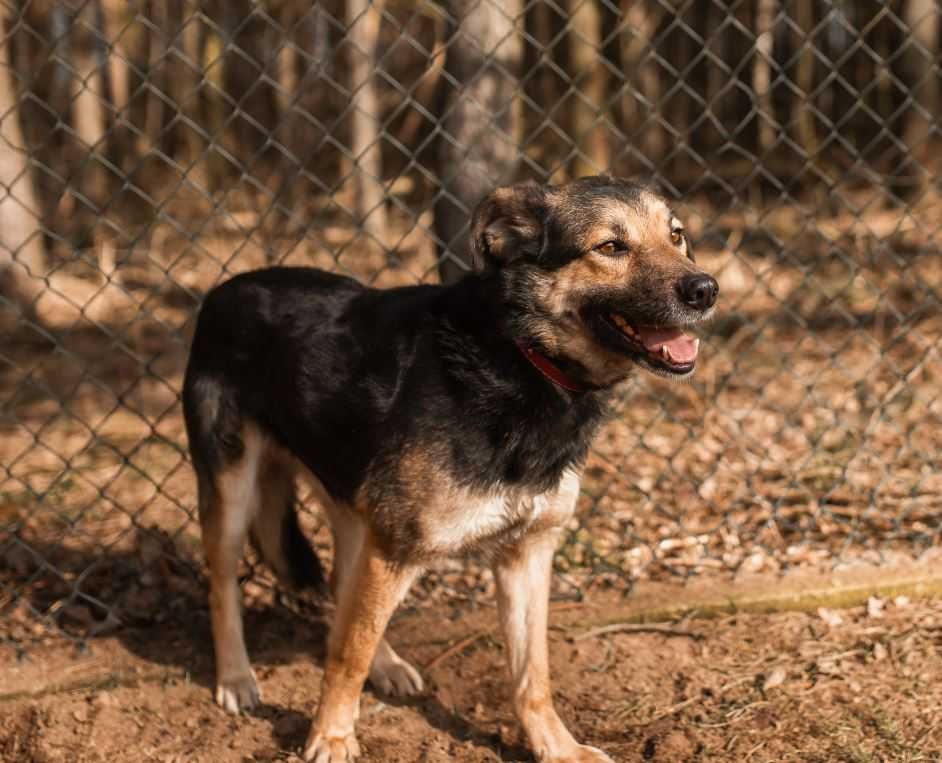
[661,346,671,360]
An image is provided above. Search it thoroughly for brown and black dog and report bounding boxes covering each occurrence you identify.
[181,176,718,762]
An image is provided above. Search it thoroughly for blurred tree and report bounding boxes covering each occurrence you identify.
[169,0,209,192]
[795,0,819,173]
[435,0,522,283]
[275,2,334,210]
[568,0,608,179]
[903,0,939,171]
[619,0,664,174]
[753,0,779,154]
[346,0,387,245]
[0,0,48,319]
[222,0,279,164]
[69,0,109,208]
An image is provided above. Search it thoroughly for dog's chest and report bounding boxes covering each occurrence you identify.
[421,471,580,555]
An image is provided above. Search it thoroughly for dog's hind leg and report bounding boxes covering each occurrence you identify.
[326,504,424,697]
[250,457,327,596]
[198,425,265,714]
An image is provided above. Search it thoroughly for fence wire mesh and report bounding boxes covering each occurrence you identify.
[1,0,941,644]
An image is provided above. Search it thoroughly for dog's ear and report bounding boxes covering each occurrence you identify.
[469,181,547,268]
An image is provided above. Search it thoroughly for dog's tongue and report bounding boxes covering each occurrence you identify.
[636,326,699,363]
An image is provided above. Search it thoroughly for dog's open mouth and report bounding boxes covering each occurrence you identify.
[598,311,700,376]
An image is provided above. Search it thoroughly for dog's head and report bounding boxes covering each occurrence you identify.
[472,176,718,387]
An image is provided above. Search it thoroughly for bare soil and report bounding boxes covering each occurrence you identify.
[2,591,942,763]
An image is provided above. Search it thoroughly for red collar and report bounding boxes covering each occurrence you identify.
[516,341,585,393]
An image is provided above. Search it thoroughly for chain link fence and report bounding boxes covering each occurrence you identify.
[1,0,941,644]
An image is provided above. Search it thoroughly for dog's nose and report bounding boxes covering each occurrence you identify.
[677,273,719,310]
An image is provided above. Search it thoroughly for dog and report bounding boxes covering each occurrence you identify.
[181,175,718,762]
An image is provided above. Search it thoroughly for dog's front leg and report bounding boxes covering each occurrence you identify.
[304,532,419,762]
[494,530,614,763]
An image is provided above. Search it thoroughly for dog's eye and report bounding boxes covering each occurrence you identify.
[671,229,685,247]
[594,241,628,257]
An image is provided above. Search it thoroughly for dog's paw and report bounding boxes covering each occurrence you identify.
[214,671,260,714]
[543,744,615,763]
[368,654,424,697]
[303,730,361,762]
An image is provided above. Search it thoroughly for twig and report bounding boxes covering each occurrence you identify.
[572,623,704,643]
[623,675,754,726]
[419,601,591,671]
[423,628,494,672]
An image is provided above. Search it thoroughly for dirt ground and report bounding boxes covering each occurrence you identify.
[2,585,942,763]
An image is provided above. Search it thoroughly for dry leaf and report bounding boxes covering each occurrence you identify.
[818,607,843,627]
[867,597,885,619]
[816,658,841,676]
[762,667,787,690]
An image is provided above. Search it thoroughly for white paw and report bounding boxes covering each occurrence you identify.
[214,671,260,714]
[368,654,424,697]
[303,730,361,762]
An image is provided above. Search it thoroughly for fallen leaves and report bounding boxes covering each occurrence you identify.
[761,667,787,691]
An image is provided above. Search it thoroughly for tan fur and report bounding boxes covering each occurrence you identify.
[202,425,268,712]
[528,254,641,387]
[304,532,420,761]
[249,456,297,582]
[493,473,612,762]
[205,431,614,763]
[519,190,702,389]
[203,423,426,720]
[376,448,582,560]
[325,502,424,696]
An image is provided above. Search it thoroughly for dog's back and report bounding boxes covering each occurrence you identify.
[184,267,438,495]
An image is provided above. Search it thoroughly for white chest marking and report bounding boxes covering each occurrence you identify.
[423,493,529,552]
[423,470,581,554]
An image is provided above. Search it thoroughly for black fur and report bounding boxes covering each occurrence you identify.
[185,267,610,490]
[183,177,718,566]
[182,265,612,561]
[280,503,326,590]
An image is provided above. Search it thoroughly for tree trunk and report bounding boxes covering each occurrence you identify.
[435,0,522,283]
[346,0,387,246]
[222,0,278,163]
[173,1,204,172]
[568,0,608,179]
[620,0,664,174]
[104,1,132,165]
[903,0,939,166]
[795,0,819,168]
[753,0,779,154]
[70,0,109,209]
[0,2,48,318]
[143,0,167,154]
[277,3,334,211]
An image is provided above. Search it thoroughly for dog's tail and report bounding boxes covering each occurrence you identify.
[250,486,328,597]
